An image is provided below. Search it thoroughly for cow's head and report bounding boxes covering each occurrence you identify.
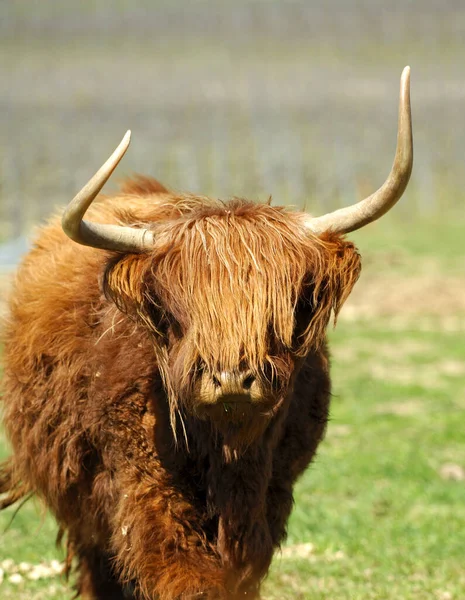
[62,68,413,447]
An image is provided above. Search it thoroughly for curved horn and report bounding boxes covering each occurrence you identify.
[304,66,413,235]
[62,131,154,253]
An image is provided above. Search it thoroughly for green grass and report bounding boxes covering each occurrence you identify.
[1,221,464,598]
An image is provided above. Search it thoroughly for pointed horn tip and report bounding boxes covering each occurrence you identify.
[401,66,411,85]
[399,67,411,107]
[122,130,132,147]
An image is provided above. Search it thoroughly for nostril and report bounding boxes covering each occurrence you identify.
[242,373,255,390]
[210,371,255,393]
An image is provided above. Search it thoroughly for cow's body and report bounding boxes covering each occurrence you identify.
[1,180,360,599]
[0,67,413,600]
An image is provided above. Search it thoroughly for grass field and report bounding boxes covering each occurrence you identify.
[1,221,464,599]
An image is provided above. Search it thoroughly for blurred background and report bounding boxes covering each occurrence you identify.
[0,2,464,599]
[1,0,465,237]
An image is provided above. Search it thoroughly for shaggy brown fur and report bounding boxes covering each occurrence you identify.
[0,177,360,599]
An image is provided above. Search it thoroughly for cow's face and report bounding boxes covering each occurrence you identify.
[104,200,360,445]
[63,70,412,446]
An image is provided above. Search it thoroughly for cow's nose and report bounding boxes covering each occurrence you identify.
[211,370,256,396]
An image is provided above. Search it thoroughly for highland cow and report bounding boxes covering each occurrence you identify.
[0,68,413,599]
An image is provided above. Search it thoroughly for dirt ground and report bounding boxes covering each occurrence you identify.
[344,273,465,320]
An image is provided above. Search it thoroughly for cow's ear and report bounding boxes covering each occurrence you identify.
[322,234,361,324]
[298,234,361,353]
[102,253,152,316]
[102,253,169,336]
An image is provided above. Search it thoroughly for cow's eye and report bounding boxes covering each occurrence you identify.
[293,290,315,343]
[169,319,184,340]
[294,301,311,336]
[142,300,165,333]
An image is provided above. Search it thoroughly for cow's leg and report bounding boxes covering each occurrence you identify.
[206,446,276,599]
[110,467,228,600]
[266,480,295,548]
[90,376,232,599]
[88,382,228,599]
